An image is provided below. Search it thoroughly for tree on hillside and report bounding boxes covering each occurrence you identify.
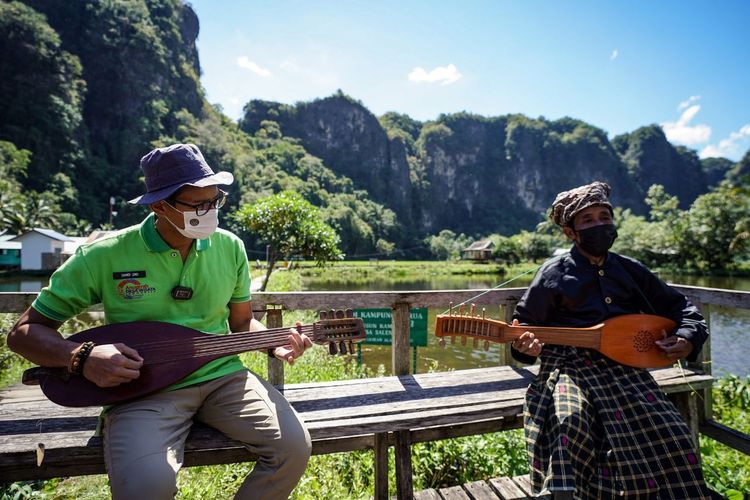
[233,191,343,291]
[682,183,750,270]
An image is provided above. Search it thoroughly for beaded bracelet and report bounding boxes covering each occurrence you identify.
[69,341,96,376]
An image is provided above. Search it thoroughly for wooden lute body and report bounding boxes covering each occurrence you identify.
[23,311,365,407]
[435,312,677,369]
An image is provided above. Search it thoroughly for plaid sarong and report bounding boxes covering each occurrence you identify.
[525,345,711,499]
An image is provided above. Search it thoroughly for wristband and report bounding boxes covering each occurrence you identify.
[69,341,95,376]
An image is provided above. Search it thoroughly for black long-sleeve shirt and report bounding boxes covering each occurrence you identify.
[511,246,708,364]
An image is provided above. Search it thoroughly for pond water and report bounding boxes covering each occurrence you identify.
[2,272,748,377]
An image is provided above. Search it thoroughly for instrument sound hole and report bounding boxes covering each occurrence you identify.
[633,330,656,352]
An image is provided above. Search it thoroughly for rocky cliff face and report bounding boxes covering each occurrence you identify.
[241,95,414,225]
[612,126,708,208]
[11,0,206,221]
[243,98,691,236]
[416,115,647,234]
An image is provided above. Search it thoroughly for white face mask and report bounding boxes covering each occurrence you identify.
[163,205,219,239]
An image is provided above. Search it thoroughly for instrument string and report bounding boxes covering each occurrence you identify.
[438,264,542,316]
[124,324,317,353]
[120,323,361,364]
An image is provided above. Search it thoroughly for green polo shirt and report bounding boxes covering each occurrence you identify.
[33,213,251,391]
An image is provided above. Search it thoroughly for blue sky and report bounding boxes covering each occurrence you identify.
[189,0,750,160]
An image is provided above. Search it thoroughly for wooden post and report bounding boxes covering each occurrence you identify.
[392,302,411,376]
[690,302,713,422]
[670,391,702,454]
[391,303,413,498]
[374,433,389,500]
[265,306,284,388]
[394,430,413,500]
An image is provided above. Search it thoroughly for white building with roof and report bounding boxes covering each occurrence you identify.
[0,230,22,268]
[10,228,74,271]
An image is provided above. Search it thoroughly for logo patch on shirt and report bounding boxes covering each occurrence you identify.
[113,271,146,279]
[117,279,156,300]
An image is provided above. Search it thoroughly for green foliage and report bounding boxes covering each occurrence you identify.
[612,183,750,271]
[0,143,90,236]
[681,184,750,270]
[426,230,472,260]
[511,231,555,262]
[701,375,750,497]
[412,431,527,489]
[490,234,522,264]
[0,1,87,191]
[322,193,399,257]
[233,191,343,290]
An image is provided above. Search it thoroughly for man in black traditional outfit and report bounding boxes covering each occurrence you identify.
[511,181,711,499]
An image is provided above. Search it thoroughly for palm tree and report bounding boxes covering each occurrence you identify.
[0,193,60,235]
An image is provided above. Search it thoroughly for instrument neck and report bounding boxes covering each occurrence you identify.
[191,324,315,358]
[506,325,602,349]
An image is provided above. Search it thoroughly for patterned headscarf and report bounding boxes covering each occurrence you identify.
[550,181,613,227]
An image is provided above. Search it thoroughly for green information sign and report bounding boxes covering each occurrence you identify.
[354,308,428,347]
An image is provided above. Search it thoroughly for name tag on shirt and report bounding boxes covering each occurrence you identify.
[113,271,146,279]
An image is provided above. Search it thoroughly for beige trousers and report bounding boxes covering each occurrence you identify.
[103,370,311,499]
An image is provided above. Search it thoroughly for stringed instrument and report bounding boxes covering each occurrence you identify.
[22,309,365,407]
[435,305,677,369]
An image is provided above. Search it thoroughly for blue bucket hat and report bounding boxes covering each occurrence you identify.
[128,143,234,205]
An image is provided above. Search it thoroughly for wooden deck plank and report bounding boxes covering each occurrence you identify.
[511,475,551,499]
[463,480,501,499]
[489,476,529,499]
[439,485,472,499]
[414,489,442,500]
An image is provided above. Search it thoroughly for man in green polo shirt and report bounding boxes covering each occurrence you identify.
[8,143,313,499]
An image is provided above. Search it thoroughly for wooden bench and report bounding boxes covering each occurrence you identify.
[0,365,712,498]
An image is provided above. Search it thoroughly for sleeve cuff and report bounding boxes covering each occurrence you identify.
[30,300,70,323]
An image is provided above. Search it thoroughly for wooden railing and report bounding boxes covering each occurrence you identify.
[2,284,749,456]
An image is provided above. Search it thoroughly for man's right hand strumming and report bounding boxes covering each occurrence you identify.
[84,343,143,387]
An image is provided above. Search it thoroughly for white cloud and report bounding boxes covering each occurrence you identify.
[408,64,462,85]
[661,100,711,146]
[236,56,272,77]
[678,95,701,111]
[700,124,750,159]
[610,49,618,61]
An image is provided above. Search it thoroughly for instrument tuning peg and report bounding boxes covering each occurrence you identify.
[345,308,354,318]
[329,342,338,355]
[339,341,348,355]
